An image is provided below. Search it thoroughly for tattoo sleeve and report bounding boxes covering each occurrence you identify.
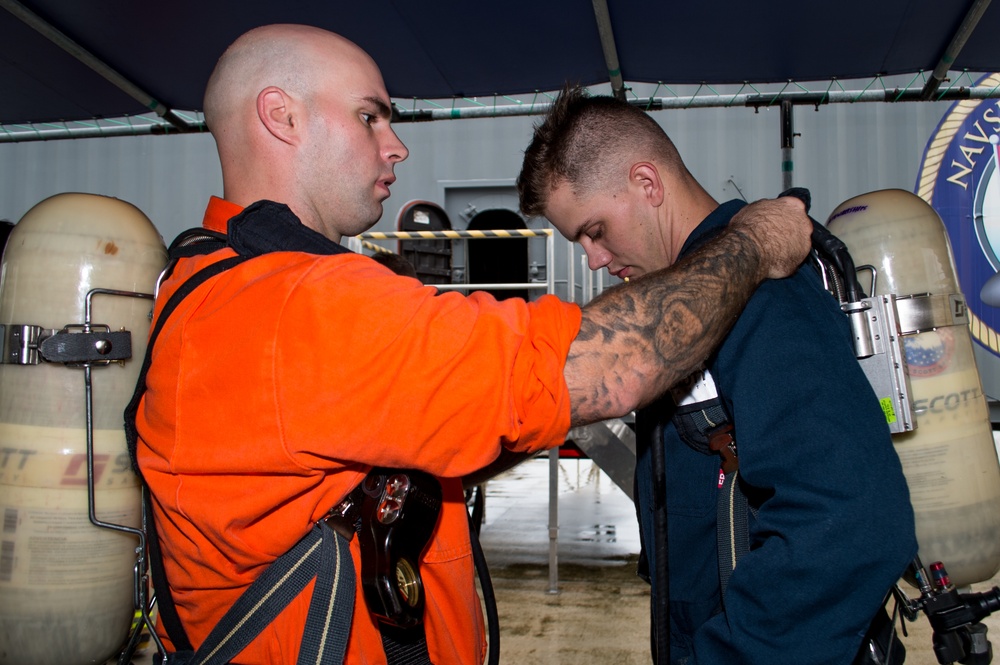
[565,226,764,427]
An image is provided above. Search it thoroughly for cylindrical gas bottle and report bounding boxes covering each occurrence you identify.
[0,193,166,664]
[827,188,1000,588]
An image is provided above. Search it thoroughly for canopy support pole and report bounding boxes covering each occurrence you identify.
[921,0,993,99]
[781,100,795,191]
[591,0,626,101]
[0,0,196,132]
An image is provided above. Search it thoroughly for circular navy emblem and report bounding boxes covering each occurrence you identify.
[916,73,1000,392]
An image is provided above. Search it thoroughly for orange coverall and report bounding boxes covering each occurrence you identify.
[136,197,582,664]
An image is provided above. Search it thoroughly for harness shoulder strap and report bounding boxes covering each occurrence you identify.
[717,470,751,600]
[124,239,248,656]
[668,368,751,606]
[126,236,355,664]
[125,251,244,474]
[174,521,354,665]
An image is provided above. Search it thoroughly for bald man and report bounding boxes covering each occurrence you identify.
[134,24,812,664]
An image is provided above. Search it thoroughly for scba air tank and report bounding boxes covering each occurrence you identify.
[0,194,166,664]
[827,188,1000,588]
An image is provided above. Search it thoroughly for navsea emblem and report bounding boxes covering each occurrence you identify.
[916,72,1000,392]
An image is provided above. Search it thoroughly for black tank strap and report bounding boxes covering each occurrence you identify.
[124,251,246,475]
[126,245,358,665]
[125,212,472,664]
[124,241,248,657]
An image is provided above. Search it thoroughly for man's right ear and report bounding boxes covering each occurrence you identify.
[257,86,300,146]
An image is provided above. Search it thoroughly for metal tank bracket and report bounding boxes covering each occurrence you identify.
[894,292,969,335]
[842,294,916,435]
[1,322,132,365]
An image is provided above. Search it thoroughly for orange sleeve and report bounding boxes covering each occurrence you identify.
[271,253,582,477]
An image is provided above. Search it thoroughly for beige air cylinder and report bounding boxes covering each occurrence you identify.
[0,194,166,665]
[827,188,1000,588]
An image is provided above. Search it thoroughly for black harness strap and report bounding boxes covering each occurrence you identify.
[194,522,354,665]
[124,227,359,664]
[125,253,243,475]
[145,492,192,654]
[297,525,358,665]
[160,521,354,665]
[668,372,752,609]
[648,419,671,665]
[128,254,246,656]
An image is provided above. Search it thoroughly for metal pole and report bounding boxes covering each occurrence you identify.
[548,446,559,593]
[591,0,627,101]
[780,100,795,191]
[435,282,548,291]
[8,84,1000,142]
[921,0,993,99]
[547,229,561,593]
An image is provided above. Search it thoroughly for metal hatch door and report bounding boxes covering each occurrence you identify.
[396,200,453,285]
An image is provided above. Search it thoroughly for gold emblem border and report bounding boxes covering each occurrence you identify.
[915,73,1000,355]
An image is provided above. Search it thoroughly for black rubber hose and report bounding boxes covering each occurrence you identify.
[469,512,500,665]
[650,421,670,664]
[779,187,866,301]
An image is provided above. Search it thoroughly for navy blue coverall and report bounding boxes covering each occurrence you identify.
[635,200,918,665]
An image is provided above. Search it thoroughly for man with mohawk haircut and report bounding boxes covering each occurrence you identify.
[518,85,916,665]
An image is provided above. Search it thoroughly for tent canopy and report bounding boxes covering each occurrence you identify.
[1,0,998,129]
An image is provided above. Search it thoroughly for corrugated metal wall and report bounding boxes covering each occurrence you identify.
[0,96,958,241]
[0,132,221,240]
[2,92,997,388]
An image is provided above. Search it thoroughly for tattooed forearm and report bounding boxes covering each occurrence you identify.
[566,226,765,426]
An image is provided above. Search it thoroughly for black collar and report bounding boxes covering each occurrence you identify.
[228,200,353,258]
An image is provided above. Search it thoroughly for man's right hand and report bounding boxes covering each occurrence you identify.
[730,196,812,280]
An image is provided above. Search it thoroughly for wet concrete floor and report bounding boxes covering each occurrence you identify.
[112,454,1000,664]
[478,456,1000,665]
[477,455,650,664]
[477,455,1000,665]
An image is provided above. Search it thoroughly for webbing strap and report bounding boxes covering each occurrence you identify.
[128,254,247,655]
[146,491,193,653]
[297,526,357,665]
[164,522,354,665]
[124,254,246,475]
[716,470,750,603]
[125,247,358,664]
[379,626,433,665]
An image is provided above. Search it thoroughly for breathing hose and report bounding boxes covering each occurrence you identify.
[469,514,500,665]
[650,421,671,664]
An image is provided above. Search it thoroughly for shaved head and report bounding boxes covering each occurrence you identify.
[204,24,368,135]
[201,24,408,241]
